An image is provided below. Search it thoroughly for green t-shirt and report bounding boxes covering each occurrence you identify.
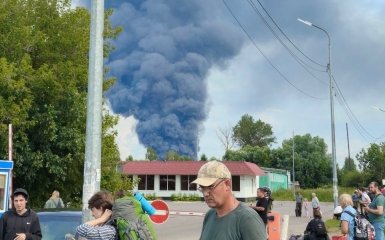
[199,202,266,240]
[367,194,385,223]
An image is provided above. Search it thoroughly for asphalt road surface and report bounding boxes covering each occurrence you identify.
[153,201,336,240]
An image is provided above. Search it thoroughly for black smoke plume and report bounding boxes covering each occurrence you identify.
[106,0,244,159]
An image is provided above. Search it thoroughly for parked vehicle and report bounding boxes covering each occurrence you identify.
[37,210,82,239]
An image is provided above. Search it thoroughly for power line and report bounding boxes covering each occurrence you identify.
[222,0,326,100]
[245,0,329,87]
[254,0,326,68]
[332,74,385,142]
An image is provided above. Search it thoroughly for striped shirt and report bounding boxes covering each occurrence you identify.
[76,223,116,240]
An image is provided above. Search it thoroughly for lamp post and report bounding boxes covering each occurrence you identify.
[298,18,338,208]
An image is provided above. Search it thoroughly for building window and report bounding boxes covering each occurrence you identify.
[232,175,240,191]
[159,175,176,191]
[138,175,154,190]
[181,175,197,191]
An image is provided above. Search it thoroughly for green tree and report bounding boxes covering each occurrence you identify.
[223,146,271,167]
[356,143,385,184]
[271,134,332,188]
[0,0,123,207]
[165,150,191,161]
[340,171,365,187]
[232,114,275,148]
[200,154,208,161]
[145,147,158,161]
[100,108,135,194]
[342,157,357,172]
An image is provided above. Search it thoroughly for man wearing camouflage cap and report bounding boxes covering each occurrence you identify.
[193,161,266,240]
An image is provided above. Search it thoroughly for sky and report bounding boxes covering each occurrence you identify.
[73,1,385,165]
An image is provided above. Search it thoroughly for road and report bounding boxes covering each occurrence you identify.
[153,201,336,240]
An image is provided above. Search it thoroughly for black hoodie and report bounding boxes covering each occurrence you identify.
[0,208,42,240]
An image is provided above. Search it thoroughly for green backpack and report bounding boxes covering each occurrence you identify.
[112,196,157,240]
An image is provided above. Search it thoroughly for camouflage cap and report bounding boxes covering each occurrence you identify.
[192,161,231,186]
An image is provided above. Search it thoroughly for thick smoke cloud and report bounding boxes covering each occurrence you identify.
[105,1,244,159]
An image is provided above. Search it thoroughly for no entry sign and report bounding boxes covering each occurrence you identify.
[150,200,169,224]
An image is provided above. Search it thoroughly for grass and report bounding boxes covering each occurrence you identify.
[325,218,340,233]
[273,187,356,202]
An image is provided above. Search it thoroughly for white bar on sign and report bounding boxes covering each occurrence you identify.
[154,210,168,215]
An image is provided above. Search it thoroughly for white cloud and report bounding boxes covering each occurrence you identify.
[114,116,146,160]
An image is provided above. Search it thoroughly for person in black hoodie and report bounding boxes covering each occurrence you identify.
[0,188,42,240]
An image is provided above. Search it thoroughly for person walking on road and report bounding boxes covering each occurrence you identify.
[311,193,320,218]
[44,190,65,208]
[304,198,310,218]
[295,192,303,217]
[363,182,385,240]
[0,188,42,240]
[339,194,357,240]
[192,161,266,240]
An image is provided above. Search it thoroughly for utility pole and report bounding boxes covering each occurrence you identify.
[346,123,351,161]
[82,0,104,222]
[292,131,295,197]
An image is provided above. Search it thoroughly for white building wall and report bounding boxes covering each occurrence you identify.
[233,176,256,200]
[134,174,259,200]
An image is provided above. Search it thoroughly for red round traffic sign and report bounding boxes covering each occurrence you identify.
[150,200,169,224]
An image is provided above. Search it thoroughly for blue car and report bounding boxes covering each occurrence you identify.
[37,210,82,240]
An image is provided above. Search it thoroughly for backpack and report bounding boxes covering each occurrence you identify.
[313,218,327,237]
[344,211,375,240]
[112,196,157,240]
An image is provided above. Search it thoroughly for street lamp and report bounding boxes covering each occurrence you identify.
[298,18,338,208]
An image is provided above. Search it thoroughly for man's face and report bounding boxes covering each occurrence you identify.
[368,184,377,194]
[201,179,228,208]
[13,194,27,214]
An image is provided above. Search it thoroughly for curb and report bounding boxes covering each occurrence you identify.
[169,211,206,216]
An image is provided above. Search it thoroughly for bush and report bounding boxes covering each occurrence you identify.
[272,187,356,202]
[143,193,157,200]
[170,193,201,201]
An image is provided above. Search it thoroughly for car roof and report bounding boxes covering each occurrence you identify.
[37,210,82,217]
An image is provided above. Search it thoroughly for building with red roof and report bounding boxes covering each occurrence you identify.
[119,160,287,201]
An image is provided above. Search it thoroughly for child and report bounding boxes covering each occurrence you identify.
[303,198,309,218]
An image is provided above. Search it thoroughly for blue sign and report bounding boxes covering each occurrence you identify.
[0,160,14,217]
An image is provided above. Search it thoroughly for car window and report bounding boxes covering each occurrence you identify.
[39,213,82,240]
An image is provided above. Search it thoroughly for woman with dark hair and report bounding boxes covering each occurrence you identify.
[76,191,116,239]
[304,209,329,240]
